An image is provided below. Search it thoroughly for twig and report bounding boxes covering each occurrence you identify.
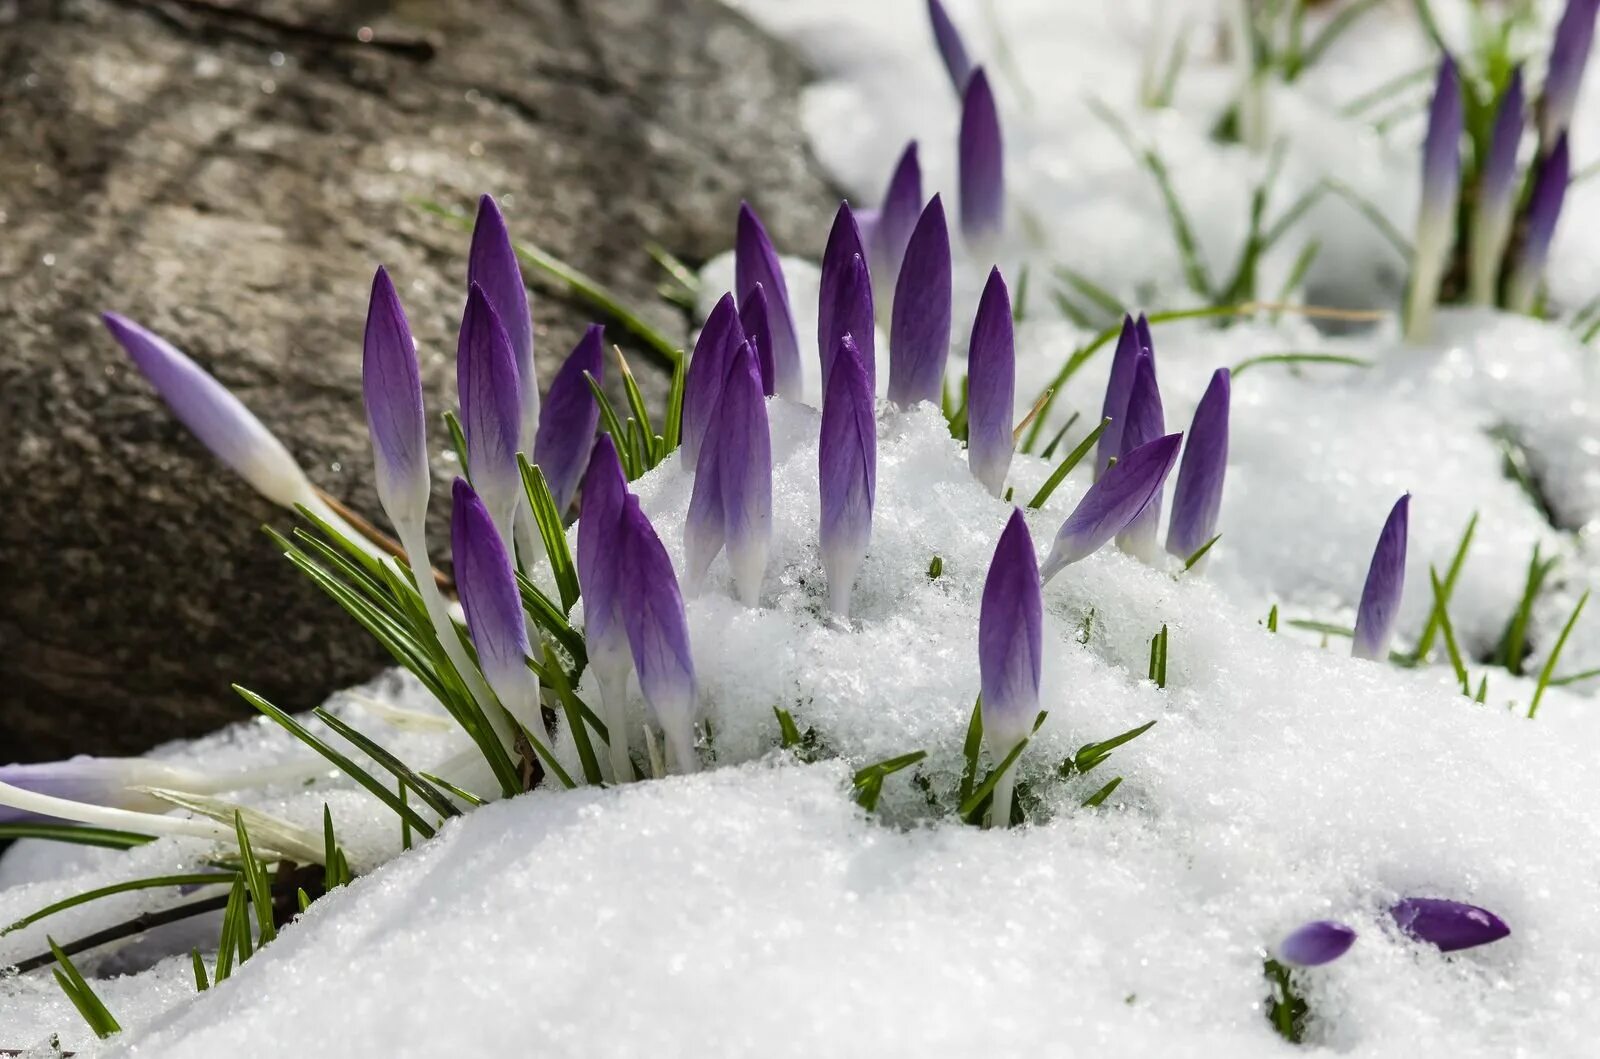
[7,895,230,975]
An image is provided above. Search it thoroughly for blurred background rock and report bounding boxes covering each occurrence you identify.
[0,0,832,760]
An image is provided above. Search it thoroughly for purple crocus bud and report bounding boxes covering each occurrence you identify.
[871,142,923,291]
[819,334,877,618]
[1096,316,1142,480]
[617,494,700,773]
[888,195,953,408]
[1040,432,1183,583]
[532,324,604,514]
[966,267,1015,498]
[1352,494,1409,661]
[959,69,1005,246]
[468,194,539,451]
[1277,921,1358,967]
[683,293,746,470]
[819,203,876,393]
[102,313,313,510]
[736,202,802,400]
[1538,0,1600,148]
[717,343,773,606]
[451,477,540,737]
[1165,368,1231,563]
[361,267,430,532]
[685,342,772,606]
[577,435,634,781]
[979,508,1042,828]
[1391,897,1510,952]
[927,0,974,94]
[1114,353,1166,560]
[1505,133,1571,314]
[1469,69,1526,305]
[740,283,776,397]
[1405,56,1463,343]
[456,283,525,545]
[0,757,214,824]
[1135,312,1153,356]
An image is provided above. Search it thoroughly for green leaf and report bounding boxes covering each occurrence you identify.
[774,707,803,749]
[0,824,154,850]
[235,685,439,839]
[1027,418,1112,509]
[927,556,944,579]
[613,347,659,458]
[518,456,582,612]
[1267,604,1279,633]
[585,371,637,478]
[958,712,1047,822]
[1183,534,1222,571]
[1428,568,1470,696]
[1500,544,1559,675]
[2,872,236,937]
[1411,513,1477,663]
[958,696,984,807]
[49,937,121,1038]
[233,811,277,945]
[1529,591,1590,719]
[312,707,461,820]
[1073,720,1157,776]
[191,948,210,992]
[662,348,688,455]
[1147,625,1169,688]
[1081,776,1124,808]
[535,645,605,786]
[1053,265,1124,320]
[1229,352,1372,377]
[1037,411,1081,461]
[443,410,471,479]
[852,750,928,812]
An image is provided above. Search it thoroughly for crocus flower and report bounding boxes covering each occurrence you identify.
[819,334,877,618]
[102,313,315,511]
[871,142,923,293]
[1505,134,1571,314]
[1097,316,1143,479]
[362,267,430,532]
[1135,312,1154,357]
[1405,56,1462,343]
[927,0,974,93]
[683,293,745,470]
[740,283,777,396]
[819,202,876,392]
[820,228,877,398]
[1470,69,1526,305]
[959,69,1005,246]
[578,435,634,781]
[451,478,539,742]
[468,195,540,452]
[617,494,700,773]
[0,757,218,824]
[685,342,772,606]
[1040,432,1183,583]
[1352,494,1409,661]
[457,282,525,546]
[1166,368,1231,563]
[1391,897,1510,952]
[1538,0,1600,148]
[888,195,953,408]
[1114,353,1166,560]
[736,202,802,400]
[979,508,1042,828]
[1277,921,1358,967]
[966,267,1014,498]
[532,325,605,514]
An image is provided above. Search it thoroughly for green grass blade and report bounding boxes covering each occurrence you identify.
[1183,534,1222,571]
[1027,418,1112,509]
[1412,513,1477,662]
[0,824,153,849]
[49,938,121,1038]
[1529,591,1590,719]
[235,686,438,838]
[518,457,581,612]
[585,371,637,476]
[1081,776,1124,807]
[312,708,460,819]
[1230,352,1372,377]
[662,348,687,454]
[2,873,235,936]
[1053,265,1124,319]
[958,697,984,807]
[1428,568,1470,695]
[191,948,210,992]
[1501,545,1557,675]
[233,812,277,945]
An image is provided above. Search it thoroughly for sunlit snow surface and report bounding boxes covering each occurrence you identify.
[7,0,1600,1055]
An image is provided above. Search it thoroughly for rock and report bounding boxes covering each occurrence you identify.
[0,0,833,761]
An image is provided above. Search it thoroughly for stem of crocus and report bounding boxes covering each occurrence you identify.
[397,520,517,754]
[513,497,546,580]
[0,780,239,844]
[989,761,1018,830]
[666,724,700,775]
[1469,210,1512,306]
[1404,210,1452,343]
[595,662,633,784]
[301,490,392,566]
[186,759,334,795]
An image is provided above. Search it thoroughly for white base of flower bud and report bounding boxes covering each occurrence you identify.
[727,534,769,608]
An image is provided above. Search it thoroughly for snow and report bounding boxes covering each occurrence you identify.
[7,0,1600,1055]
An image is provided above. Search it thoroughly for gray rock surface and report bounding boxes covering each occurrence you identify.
[0,0,833,761]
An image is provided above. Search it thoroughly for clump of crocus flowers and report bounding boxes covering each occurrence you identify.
[1407,0,1594,340]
